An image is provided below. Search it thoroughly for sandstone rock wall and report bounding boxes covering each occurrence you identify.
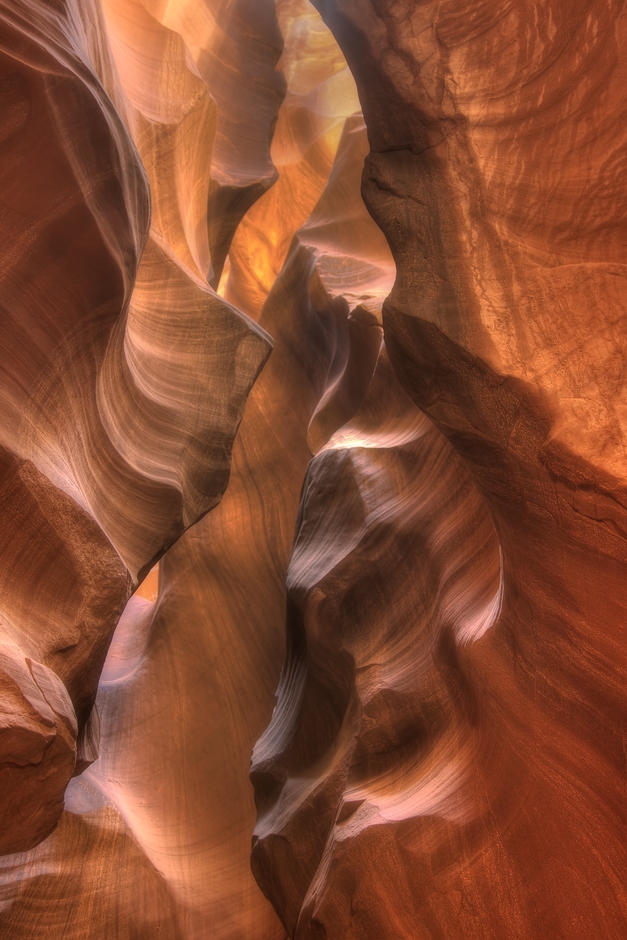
[1,1,626,938]
[0,0,270,863]
[249,1,627,936]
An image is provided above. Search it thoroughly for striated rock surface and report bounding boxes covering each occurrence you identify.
[247,1,627,937]
[1,0,626,938]
[1,2,394,936]
[140,0,286,286]
[0,0,269,858]
[251,347,503,937]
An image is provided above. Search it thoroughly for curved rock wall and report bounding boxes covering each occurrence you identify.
[0,0,270,858]
[251,0,627,937]
[0,1,394,936]
[1,1,626,938]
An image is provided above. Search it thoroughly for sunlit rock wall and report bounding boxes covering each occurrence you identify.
[0,0,271,861]
[1,0,626,939]
[0,1,393,936]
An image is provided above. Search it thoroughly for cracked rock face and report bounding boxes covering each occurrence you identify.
[1,0,626,938]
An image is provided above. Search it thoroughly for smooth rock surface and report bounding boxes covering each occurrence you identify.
[246,1,627,937]
[1,0,626,938]
[0,0,269,857]
[0,2,394,936]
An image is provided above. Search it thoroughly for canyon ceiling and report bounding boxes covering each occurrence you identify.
[0,0,626,938]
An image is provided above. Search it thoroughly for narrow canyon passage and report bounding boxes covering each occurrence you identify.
[0,1,626,938]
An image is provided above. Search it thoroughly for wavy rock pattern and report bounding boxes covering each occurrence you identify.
[245,1,627,937]
[1,0,626,938]
[141,0,286,286]
[251,348,503,937]
[0,0,269,858]
[0,2,395,936]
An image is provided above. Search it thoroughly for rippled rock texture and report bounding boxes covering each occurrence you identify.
[250,1,627,938]
[0,0,272,862]
[1,0,626,938]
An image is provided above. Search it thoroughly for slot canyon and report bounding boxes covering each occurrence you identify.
[0,0,626,937]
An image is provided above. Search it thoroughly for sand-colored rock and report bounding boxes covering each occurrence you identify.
[245,1,627,936]
[0,0,269,858]
[1,0,626,938]
[1,2,394,936]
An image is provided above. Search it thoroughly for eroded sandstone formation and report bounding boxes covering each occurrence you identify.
[1,0,626,938]
[1,1,393,935]
[0,0,270,859]
[249,1,627,937]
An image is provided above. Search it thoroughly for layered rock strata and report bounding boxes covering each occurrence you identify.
[0,0,270,857]
[0,2,395,936]
[0,0,625,938]
[248,1,627,937]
